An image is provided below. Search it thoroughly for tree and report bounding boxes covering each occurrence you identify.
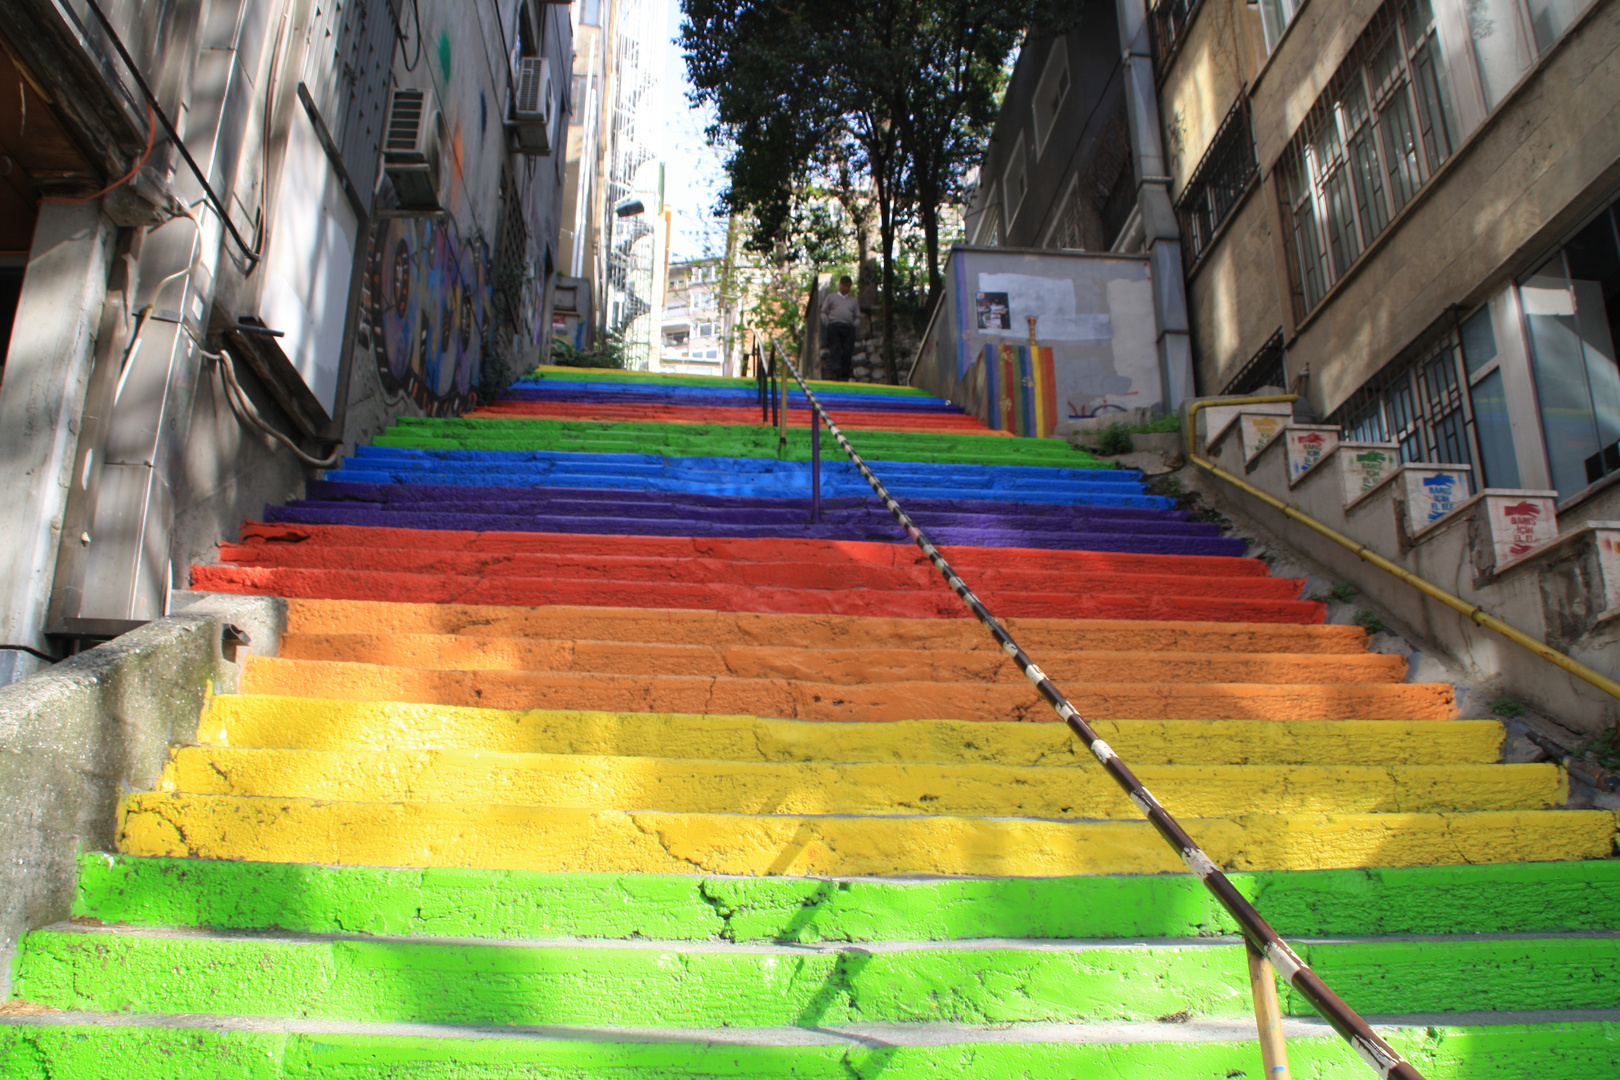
[681,0,1076,378]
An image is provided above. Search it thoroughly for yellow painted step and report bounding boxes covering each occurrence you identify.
[161,747,1566,817]
[202,696,1507,766]
[119,794,1618,876]
[277,633,1410,685]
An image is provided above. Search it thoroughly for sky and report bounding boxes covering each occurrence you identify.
[650,0,729,262]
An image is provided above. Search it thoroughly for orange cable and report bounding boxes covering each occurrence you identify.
[40,102,156,205]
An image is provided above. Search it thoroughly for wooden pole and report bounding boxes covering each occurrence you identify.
[1247,944,1292,1080]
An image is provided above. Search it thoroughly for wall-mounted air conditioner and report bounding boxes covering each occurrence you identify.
[510,56,554,156]
[383,86,446,212]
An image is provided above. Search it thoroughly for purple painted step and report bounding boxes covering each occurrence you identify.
[298,481,1220,537]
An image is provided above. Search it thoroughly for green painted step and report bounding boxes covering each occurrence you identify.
[16,926,1620,1027]
[74,855,1620,943]
[375,417,1106,468]
[529,368,929,395]
[5,1015,1617,1079]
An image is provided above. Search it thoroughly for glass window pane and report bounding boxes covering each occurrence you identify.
[1460,306,1498,376]
[1524,255,1607,496]
[1470,368,1522,488]
[1467,0,1529,109]
[1379,86,1424,211]
[1525,0,1586,52]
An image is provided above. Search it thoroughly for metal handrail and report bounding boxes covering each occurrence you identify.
[775,348,1420,1080]
[1184,394,1620,703]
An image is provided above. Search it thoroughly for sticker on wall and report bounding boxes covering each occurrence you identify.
[1401,465,1471,535]
[975,292,1010,330]
[1285,426,1340,485]
[1339,443,1400,506]
[984,343,1057,438]
[1483,493,1558,567]
[1239,413,1287,461]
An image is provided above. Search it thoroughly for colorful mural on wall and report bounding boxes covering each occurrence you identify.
[364,215,491,415]
[983,343,1058,438]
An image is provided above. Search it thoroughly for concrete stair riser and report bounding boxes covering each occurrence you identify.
[158,747,1564,817]
[115,797,1616,875]
[5,1019,1619,1080]
[235,656,1451,720]
[270,637,1400,684]
[71,855,1620,941]
[203,697,1506,766]
[16,927,1620,1026]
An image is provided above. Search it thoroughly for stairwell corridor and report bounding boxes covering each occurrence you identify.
[2,367,1617,1077]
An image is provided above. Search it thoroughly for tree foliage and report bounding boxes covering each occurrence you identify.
[682,0,1078,378]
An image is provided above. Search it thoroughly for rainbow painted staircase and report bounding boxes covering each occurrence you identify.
[3,367,1618,1076]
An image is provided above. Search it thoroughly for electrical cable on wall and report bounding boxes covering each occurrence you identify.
[196,339,345,468]
[41,103,156,205]
[77,0,262,265]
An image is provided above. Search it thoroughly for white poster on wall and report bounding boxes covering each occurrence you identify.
[259,111,358,416]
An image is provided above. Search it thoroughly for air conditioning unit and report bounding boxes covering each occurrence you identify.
[510,56,553,156]
[382,87,446,212]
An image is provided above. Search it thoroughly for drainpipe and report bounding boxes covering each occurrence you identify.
[1113,0,1195,412]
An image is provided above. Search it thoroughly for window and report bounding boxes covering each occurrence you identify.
[1176,95,1258,265]
[1151,0,1207,71]
[1521,198,1620,498]
[1031,40,1070,156]
[1277,0,1455,319]
[1258,0,1302,52]
[1331,308,1517,491]
[1003,136,1029,226]
[1223,331,1288,394]
[697,322,714,337]
[975,184,1003,246]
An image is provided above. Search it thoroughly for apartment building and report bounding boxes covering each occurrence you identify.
[1154,0,1620,522]
[0,0,570,683]
[661,258,730,375]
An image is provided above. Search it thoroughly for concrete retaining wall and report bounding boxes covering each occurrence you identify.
[0,592,283,996]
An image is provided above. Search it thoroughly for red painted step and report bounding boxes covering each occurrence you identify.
[197,523,1324,624]
[214,541,1305,601]
[466,399,999,433]
[192,564,1323,622]
[232,522,1274,578]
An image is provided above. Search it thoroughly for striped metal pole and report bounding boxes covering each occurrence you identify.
[776,351,1423,1080]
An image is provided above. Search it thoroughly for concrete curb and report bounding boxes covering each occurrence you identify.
[0,591,284,996]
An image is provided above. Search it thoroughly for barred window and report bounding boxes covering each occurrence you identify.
[1150,0,1205,74]
[1222,330,1287,395]
[1330,312,1493,490]
[1176,95,1258,265]
[1277,0,1455,320]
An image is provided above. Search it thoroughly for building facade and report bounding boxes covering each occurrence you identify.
[0,0,570,684]
[958,0,1195,416]
[661,258,726,375]
[1152,0,1620,524]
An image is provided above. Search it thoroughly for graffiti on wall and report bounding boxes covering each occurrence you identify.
[365,215,491,415]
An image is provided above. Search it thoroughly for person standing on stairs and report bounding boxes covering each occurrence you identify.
[821,275,859,381]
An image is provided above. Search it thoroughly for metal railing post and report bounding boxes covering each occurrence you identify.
[772,344,1425,1080]
[1247,944,1292,1080]
[810,410,821,523]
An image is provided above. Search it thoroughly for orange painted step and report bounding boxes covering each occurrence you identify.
[241,656,1456,722]
[466,400,996,433]
[282,601,1373,655]
[195,564,1324,623]
[276,632,1410,685]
